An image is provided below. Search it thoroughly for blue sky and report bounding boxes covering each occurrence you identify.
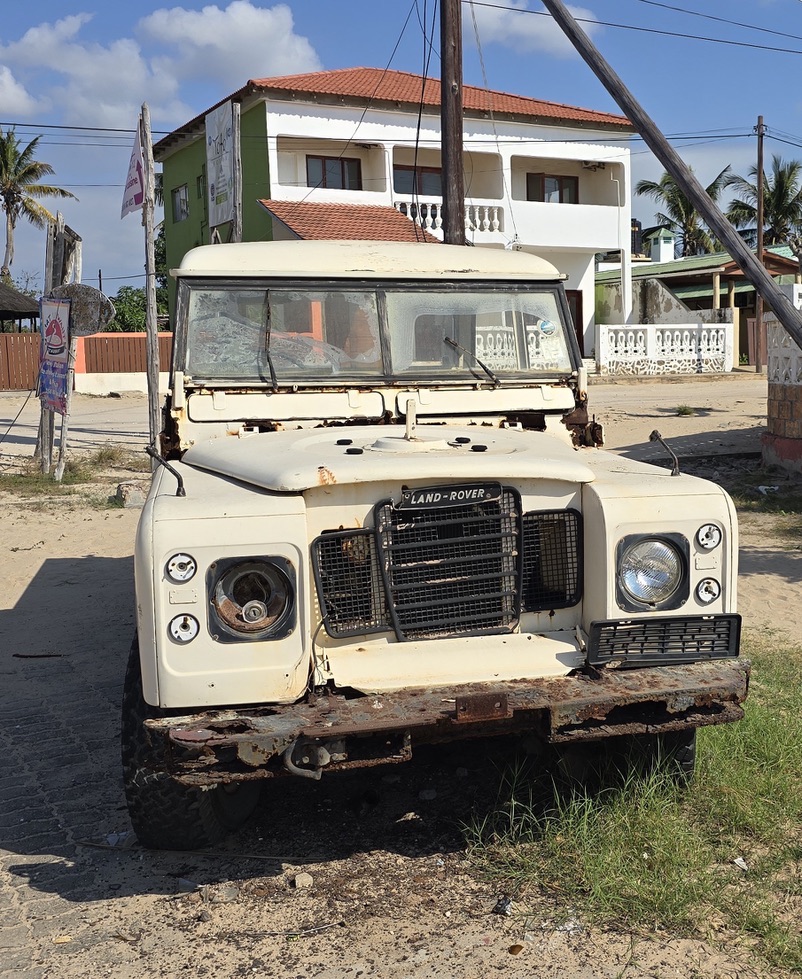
[1,0,800,296]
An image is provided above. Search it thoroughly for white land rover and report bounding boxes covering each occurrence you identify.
[123,239,748,849]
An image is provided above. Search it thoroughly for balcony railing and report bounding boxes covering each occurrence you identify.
[394,200,504,235]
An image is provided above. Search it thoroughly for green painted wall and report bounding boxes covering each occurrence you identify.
[161,102,273,316]
[241,104,273,242]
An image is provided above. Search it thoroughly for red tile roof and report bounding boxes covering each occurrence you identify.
[259,200,440,243]
[154,67,632,156]
[249,67,632,129]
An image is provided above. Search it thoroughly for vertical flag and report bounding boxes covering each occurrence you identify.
[121,127,144,219]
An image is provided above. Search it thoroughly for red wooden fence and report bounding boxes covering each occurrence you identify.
[0,334,40,390]
[0,332,174,391]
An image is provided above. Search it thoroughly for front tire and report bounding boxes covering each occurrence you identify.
[121,636,260,850]
[611,729,697,785]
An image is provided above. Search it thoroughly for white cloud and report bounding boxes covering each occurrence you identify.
[0,3,320,130]
[0,66,45,116]
[139,1,321,90]
[466,1,602,58]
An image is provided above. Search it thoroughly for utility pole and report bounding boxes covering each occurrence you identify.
[755,115,766,372]
[440,0,465,245]
[540,0,802,353]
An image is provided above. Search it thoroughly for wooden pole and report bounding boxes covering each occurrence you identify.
[440,0,465,245]
[141,105,161,466]
[540,0,802,353]
[54,333,77,482]
[755,115,766,372]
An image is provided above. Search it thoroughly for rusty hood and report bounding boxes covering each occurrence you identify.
[182,425,595,492]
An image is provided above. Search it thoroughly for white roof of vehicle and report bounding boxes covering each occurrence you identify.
[173,240,562,281]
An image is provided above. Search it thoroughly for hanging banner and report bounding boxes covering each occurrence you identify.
[206,100,234,228]
[39,298,71,415]
[121,127,144,218]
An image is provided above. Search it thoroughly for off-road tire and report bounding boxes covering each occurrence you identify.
[121,635,260,850]
[613,729,697,785]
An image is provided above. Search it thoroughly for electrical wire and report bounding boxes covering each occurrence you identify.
[256,0,418,232]
[467,1,802,57]
[0,389,35,459]
[627,0,802,44]
[468,0,520,245]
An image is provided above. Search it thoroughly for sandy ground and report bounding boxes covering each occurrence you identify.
[0,375,797,978]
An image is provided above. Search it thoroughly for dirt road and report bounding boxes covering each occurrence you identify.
[0,374,790,978]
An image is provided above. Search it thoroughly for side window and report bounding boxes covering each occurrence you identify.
[393,165,442,196]
[526,173,578,204]
[306,156,362,190]
[171,184,189,222]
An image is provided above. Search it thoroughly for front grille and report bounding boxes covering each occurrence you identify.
[311,531,389,637]
[375,489,521,640]
[311,490,583,641]
[588,614,741,666]
[521,511,581,610]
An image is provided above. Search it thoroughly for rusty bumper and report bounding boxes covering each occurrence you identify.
[146,658,749,786]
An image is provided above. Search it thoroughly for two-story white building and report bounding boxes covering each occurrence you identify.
[154,67,634,356]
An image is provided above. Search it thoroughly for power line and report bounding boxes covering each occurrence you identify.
[626,0,802,44]
[467,1,802,56]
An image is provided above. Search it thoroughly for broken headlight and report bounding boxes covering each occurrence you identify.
[208,557,296,642]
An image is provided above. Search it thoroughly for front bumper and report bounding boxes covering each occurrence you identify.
[146,658,750,786]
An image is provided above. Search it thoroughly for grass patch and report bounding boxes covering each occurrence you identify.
[705,463,802,521]
[675,404,697,416]
[0,458,91,494]
[467,632,802,971]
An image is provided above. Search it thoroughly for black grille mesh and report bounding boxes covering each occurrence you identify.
[375,490,520,639]
[312,494,583,641]
[311,531,389,637]
[588,615,741,666]
[521,510,581,611]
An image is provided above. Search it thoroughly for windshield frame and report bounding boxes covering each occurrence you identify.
[174,275,582,387]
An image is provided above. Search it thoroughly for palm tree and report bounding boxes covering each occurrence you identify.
[635,166,732,257]
[725,155,802,248]
[0,127,76,276]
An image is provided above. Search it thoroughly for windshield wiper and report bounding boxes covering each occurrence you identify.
[263,295,279,391]
[444,336,500,388]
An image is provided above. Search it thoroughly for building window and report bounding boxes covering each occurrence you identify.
[393,165,442,197]
[171,184,189,222]
[197,169,206,200]
[306,156,362,190]
[526,173,578,204]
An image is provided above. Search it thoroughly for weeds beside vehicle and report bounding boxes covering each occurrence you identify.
[467,630,802,972]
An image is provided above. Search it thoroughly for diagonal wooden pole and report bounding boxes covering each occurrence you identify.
[541,0,802,352]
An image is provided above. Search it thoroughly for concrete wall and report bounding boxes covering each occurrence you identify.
[596,278,733,326]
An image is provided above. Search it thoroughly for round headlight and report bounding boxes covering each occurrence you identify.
[211,559,294,639]
[620,538,683,605]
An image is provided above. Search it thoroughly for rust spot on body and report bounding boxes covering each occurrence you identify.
[318,466,336,485]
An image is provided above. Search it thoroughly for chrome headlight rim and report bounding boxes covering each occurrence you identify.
[207,556,296,643]
[616,533,689,612]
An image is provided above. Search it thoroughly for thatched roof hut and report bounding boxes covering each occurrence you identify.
[0,281,39,331]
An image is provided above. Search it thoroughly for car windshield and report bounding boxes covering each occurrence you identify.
[181,282,574,383]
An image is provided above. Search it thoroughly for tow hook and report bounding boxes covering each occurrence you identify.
[282,739,337,780]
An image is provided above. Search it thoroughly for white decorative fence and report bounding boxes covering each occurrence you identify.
[596,323,733,375]
[394,200,503,235]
